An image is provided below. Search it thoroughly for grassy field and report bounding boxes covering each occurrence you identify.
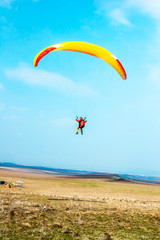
[0,168,160,239]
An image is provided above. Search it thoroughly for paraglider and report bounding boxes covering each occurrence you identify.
[76,117,87,135]
[33,41,127,135]
[34,41,127,80]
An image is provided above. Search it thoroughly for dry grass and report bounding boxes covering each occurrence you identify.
[0,169,160,239]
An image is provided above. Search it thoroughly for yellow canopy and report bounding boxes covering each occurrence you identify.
[34,41,127,80]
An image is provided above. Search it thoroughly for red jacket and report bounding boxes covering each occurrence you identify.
[76,119,87,128]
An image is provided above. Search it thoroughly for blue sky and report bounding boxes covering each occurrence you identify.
[1,0,160,175]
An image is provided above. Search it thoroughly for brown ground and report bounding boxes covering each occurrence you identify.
[1,167,160,203]
[0,167,160,239]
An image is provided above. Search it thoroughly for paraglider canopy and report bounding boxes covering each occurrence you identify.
[34,41,127,80]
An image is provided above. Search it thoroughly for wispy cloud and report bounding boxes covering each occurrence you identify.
[0,103,23,121]
[48,117,74,127]
[148,63,160,85]
[10,106,28,112]
[0,102,5,111]
[1,113,21,121]
[4,63,98,97]
[95,0,160,26]
[0,0,15,8]
[0,83,4,90]
[95,0,160,85]
[95,0,132,27]
[110,8,132,26]
[128,0,160,20]
[10,114,21,120]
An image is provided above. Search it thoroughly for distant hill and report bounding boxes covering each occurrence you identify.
[0,162,114,177]
[0,162,160,184]
[121,174,160,185]
[0,162,99,175]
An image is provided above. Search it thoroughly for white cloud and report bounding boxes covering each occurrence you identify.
[48,117,74,127]
[110,8,132,26]
[145,27,160,88]
[10,106,28,112]
[146,25,160,60]
[10,114,21,120]
[95,0,160,90]
[148,63,160,85]
[1,114,21,121]
[0,102,5,111]
[0,83,4,90]
[4,63,98,97]
[95,0,160,26]
[128,0,160,19]
[95,0,132,27]
[0,0,15,8]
